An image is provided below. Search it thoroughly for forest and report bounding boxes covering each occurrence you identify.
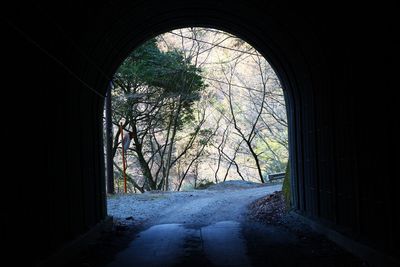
[104,28,288,193]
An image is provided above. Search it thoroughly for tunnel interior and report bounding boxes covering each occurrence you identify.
[2,1,398,266]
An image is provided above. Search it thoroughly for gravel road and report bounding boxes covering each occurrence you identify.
[107,181,282,227]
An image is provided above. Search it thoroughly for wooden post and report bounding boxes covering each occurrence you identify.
[119,123,127,193]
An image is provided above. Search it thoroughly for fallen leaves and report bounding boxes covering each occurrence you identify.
[248,190,286,224]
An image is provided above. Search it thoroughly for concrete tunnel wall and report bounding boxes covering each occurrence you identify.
[2,0,398,265]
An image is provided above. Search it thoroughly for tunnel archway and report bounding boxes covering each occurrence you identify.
[78,0,348,255]
[81,2,314,213]
[75,3,397,263]
[5,1,397,266]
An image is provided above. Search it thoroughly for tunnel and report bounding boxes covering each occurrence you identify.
[2,1,398,266]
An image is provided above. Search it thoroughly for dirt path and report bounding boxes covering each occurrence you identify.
[107,182,282,227]
[69,182,366,267]
[152,184,282,225]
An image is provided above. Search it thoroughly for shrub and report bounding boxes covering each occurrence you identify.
[282,161,291,209]
[196,180,215,189]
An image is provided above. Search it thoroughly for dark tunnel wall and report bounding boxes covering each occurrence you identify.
[2,1,398,265]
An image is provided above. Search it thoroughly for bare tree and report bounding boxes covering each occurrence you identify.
[107,27,288,192]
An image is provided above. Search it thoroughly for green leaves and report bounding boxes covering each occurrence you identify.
[118,41,204,93]
[114,38,205,127]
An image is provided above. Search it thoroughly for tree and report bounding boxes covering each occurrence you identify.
[111,38,207,191]
[160,27,288,185]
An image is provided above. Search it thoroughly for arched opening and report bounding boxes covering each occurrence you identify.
[103,27,289,194]
[85,5,307,223]
[76,5,318,266]
[98,29,298,267]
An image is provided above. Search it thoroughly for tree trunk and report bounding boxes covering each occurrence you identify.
[177,121,219,191]
[131,122,157,190]
[105,85,114,194]
[247,142,265,183]
[164,98,182,191]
